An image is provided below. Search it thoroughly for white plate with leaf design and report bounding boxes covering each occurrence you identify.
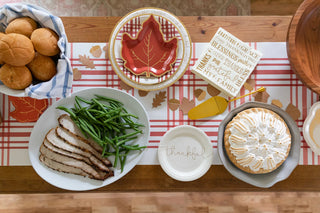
[108,7,191,90]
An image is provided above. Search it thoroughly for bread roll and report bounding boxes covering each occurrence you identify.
[0,33,35,66]
[31,28,60,56]
[28,53,57,81]
[0,32,5,64]
[0,64,32,90]
[5,17,38,38]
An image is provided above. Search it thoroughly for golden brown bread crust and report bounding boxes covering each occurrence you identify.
[0,32,5,64]
[5,17,38,38]
[0,64,32,89]
[31,28,60,56]
[224,107,291,174]
[0,33,35,66]
[27,53,57,81]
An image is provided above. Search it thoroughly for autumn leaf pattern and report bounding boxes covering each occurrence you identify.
[119,80,133,91]
[79,54,95,69]
[168,99,180,111]
[152,91,167,108]
[138,90,149,97]
[121,15,178,78]
[285,103,301,121]
[9,97,48,122]
[179,97,195,115]
[90,45,102,58]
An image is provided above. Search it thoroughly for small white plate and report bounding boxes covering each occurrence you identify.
[29,87,150,191]
[158,125,213,181]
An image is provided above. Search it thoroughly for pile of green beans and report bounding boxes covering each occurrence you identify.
[57,94,146,172]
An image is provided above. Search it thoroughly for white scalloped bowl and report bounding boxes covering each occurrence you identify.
[303,102,320,155]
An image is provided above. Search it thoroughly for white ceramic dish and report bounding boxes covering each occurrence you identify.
[303,102,320,155]
[158,125,213,181]
[29,88,150,191]
[217,102,301,188]
[109,7,191,91]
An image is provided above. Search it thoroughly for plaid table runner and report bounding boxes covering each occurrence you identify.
[0,42,318,166]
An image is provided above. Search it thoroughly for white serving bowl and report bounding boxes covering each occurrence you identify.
[303,102,320,155]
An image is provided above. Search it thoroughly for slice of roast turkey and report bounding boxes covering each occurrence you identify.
[58,114,103,153]
[40,143,109,180]
[45,128,112,173]
[55,126,112,167]
[39,154,93,179]
[43,138,92,166]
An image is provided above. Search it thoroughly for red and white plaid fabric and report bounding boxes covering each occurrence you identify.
[0,42,318,166]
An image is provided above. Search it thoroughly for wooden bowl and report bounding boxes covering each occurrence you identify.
[287,0,320,94]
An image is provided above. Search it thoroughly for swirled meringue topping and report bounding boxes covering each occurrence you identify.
[228,109,291,172]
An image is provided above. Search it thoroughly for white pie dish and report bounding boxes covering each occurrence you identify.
[217,102,301,188]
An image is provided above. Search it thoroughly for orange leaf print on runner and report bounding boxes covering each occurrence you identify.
[9,96,48,122]
[79,54,95,69]
[121,15,178,78]
[152,91,167,108]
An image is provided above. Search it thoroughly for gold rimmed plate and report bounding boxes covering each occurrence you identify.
[109,7,191,91]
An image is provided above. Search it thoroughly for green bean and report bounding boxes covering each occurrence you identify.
[114,139,120,168]
[56,106,77,118]
[75,96,92,105]
[95,94,122,104]
[92,99,108,113]
[116,136,138,146]
[57,94,145,172]
[116,130,142,141]
[122,144,146,150]
[120,150,129,172]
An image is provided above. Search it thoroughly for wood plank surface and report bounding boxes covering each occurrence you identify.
[2,16,320,194]
[1,191,320,212]
[1,165,320,193]
[251,0,303,15]
[61,16,292,43]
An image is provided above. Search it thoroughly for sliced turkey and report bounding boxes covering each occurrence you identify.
[58,114,103,153]
[43,138,92,166]
[39,154,92,179]
[40,143,109,180]
[45,128,112,173]
[55,126,112,167]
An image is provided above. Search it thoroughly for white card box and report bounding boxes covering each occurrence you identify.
[192,28,262,97]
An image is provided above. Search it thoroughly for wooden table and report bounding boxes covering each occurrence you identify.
[1,16,320,193]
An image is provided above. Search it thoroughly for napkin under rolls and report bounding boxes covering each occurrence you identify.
[0,17,59,90]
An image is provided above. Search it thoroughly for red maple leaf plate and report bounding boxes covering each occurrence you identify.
[121,15,178,78]
[109,8,192,91]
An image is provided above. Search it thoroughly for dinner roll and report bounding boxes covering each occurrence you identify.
[5,17,38,38]
[0,33,35,66]
[27,53,57,81]
[31,28,60,56]
[0,64,32,90]
[0,32,5,64]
